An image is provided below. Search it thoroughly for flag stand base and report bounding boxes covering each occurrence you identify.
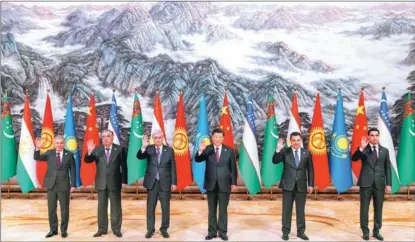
[337,192,340,200]
[201,194,206,200]
[179,191,184,200]
[89,185,94,200]
[247,191,252,200]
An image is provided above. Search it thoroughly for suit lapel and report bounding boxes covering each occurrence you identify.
[218,146,227,165]
[159,145,168,166]
[364,145,375,167]
[50,150,57,169]
[288,147,296,168]
[107,144,118,166]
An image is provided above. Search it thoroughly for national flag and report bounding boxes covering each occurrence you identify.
[377,90,401,193]
[173,90,192,191]
[350,91,368,179]
[287,92,301,146]
[64,92,82,187]
[127,93,145,185]
[397,92,415,186]
[308,93,331,190]
[329,91,353,193]
[108,92,122,145]
[37,91,55,186]
[261,96,282,188]
[2,95,17,182]
[219,91,235,148]
[192,93,210,193]
[239,96,261,195]
[80,92,100,186]
[16,92,39,193]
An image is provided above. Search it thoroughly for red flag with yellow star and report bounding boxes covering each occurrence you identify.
[80,93,100,186]
[37,92,55,187]
[173,91,192,191]
[351,91,368,179]
[308,93,331,190]
[219,92,235,148]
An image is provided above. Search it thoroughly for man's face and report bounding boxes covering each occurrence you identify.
[290,135,302,150]
[368,131,379,145]
[153,132,163,147]
[54,138,65,152]
[212,132,224,147]
[102,132,114,147]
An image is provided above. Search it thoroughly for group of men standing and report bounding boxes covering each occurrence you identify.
[34,127,391,241]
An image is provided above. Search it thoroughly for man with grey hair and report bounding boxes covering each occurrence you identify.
[85,129,128,238]
[137,130,177,239]
[34,135,76,239]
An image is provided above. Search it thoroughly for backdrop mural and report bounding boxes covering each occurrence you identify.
[1,2,414,187]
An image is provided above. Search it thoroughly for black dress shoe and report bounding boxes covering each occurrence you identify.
[45,231,57,238]
[219,234,228,241]
[145,230,155,239]
[61,231,68,238]
[114,231,122,238]
[93,231,107,237]
[282,233,289,241]
[297,233,309,240]
[161,230,170,238]
[373,232,384,241]
[363,234,370,240]
[205,234,217,240]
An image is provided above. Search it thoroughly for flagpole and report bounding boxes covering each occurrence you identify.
[408,185,411,200]
[7,179,11,198]
[136,181,139,200]
[270,186,274,200]
[90,183,94,200]
[337,192,340,200]
[314,186,318,200]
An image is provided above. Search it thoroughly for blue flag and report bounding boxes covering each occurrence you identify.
[108,93,122,145]
[329,91,353,193]
[192,93,210,194]
[64,92,82,187]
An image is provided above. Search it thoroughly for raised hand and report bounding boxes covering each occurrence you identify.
[198,141,207,153]
[87,140,95,154]
[276,138,285,152]
[142,135,149,150]
[360,136,369,149]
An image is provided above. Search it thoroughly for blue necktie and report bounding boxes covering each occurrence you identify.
[294,150,300,167]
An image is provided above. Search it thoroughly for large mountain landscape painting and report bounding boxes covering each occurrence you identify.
[1,1,414,153]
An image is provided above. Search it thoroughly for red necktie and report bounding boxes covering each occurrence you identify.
[56,152,61,167]
[215,147,220,163]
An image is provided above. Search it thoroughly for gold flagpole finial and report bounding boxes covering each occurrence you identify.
[382,86,386,91]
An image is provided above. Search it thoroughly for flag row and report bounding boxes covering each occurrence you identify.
[2,89,414,195]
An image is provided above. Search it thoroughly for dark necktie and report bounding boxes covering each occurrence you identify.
[294,150,300,167]
[372,146,378,160]
[215,147,220,163]
[105,148,110,163]
[56,152,61,167]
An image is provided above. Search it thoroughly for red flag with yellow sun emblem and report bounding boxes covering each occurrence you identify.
[308,93,331,190]
[37,91,55,187]
[173,90,192,191]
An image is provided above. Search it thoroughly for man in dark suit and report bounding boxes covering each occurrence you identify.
[34,135,76,239]
[85,130,127,238]
[272,132,314,241]
[352,128,391,241]
[195,128,237,241]
[136,130,177,239]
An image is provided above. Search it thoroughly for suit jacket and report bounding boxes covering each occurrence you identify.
[34,149,76,191]
[136,145,177,192]
[195,144,237,192]
[272,147,314,192]
[84,144,128,191]
[351,144,391,189]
